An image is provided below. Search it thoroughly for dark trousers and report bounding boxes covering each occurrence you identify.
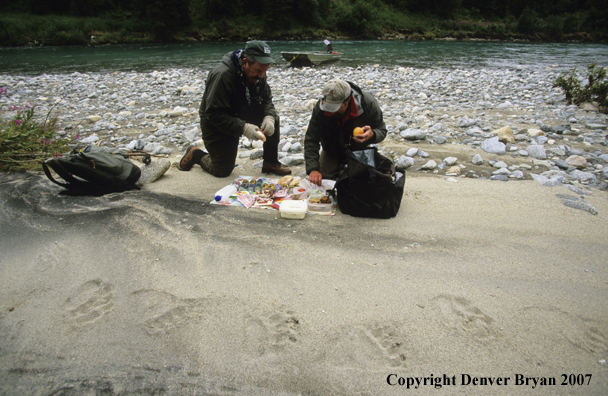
[200,115,281,178]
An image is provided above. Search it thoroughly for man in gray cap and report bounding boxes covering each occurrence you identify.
[179,40,291,177]
[304,78,387,185]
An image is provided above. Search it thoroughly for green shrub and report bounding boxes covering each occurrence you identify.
[332,0,381,37]
[553,63,608,113]
[517,7,537,34]
[0,88,75,171]
[53,30,88,45]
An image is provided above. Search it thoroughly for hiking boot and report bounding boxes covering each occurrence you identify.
[178,145,205,171]
[262,161,292,176]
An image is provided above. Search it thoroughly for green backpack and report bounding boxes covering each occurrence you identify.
[42,145,141,195]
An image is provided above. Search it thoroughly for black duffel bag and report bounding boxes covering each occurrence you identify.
[333,148,405,219]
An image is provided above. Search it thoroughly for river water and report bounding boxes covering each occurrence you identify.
[1,40,608,76]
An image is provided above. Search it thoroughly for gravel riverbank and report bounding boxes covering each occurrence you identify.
[2,64,607,196]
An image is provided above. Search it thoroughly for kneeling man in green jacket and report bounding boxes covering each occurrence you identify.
[179,40,291,177]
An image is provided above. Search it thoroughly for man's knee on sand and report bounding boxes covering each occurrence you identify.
[201,155,236,178]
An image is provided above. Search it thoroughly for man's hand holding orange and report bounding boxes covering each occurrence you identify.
[353,125,374,143]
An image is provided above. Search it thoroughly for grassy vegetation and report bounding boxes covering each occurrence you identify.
[0,13,151,46]
[0,1,606,47]
[554,64,608,113]
[0,87,75,171]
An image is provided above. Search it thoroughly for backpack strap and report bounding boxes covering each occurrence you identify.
[43,158,97,191]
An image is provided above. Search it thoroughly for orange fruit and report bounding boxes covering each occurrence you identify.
[353,127,364,136]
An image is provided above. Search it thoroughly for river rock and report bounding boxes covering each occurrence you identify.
[280,154,304,166]
[527,129,545,137]
[493,126,515,144]
[182,128,199,143]
[569,170,598,182]
[395,155,415,170]
[400,129,426,140]
[81,134,100,143]
[406,148,418,157]
[533,159,553,169]
[250,149,264,160]
[531,173,563,187]
[527,145,546,160]
[420,160,437,170]
[586,123,607,130]
[282,125,299,136]
[446,166,460,175]
[481,137,505,155]
[444,157,458,166]
[566,155,587,169]
[557,194,598,215]
[289,142,302,153]
[472,154,483,165]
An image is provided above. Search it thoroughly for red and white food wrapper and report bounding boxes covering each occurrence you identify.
[253,197,273,208]
[238,194,257,209]
[273,189,289,199]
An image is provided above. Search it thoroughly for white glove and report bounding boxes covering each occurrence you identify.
[243,123,266,142]
[260,115,275,136]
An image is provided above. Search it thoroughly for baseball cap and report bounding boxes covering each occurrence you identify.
[243,40,275,64]
[320,79,352,112]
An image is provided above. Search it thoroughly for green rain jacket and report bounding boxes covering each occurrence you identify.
[198,52,277,140]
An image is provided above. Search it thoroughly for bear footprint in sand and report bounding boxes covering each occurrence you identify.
[65,279,114,325]
[324,323,409,369]
[431,294,497,338]
[243,308,301,357]
[130,289,198,335]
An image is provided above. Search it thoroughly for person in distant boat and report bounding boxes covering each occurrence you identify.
[304,78,387,186]
[324,39,333,53]
[179,40,291,177]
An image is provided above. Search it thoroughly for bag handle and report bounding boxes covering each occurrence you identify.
[43,159,96,190]
[42,162,68,188]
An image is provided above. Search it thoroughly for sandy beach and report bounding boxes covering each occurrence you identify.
[1,163,607,395]
[2,54,608,394]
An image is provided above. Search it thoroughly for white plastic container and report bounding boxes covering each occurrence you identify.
[279,200,307,219]
[306,196,334,213]
[214,184,237,202]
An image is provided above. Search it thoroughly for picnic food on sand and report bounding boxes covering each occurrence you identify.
[278,175,293,186]
[288,176,301,187]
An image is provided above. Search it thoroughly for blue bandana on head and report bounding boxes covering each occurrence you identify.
[231,49,262,107]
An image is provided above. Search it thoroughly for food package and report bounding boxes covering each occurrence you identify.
[307,195,334,213]
[277,175,293,186]
[288,176,302,188]
[292,186,308,199]
[279,200,307,219]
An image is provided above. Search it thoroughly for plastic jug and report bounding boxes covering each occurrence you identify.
[214,184,237,202]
